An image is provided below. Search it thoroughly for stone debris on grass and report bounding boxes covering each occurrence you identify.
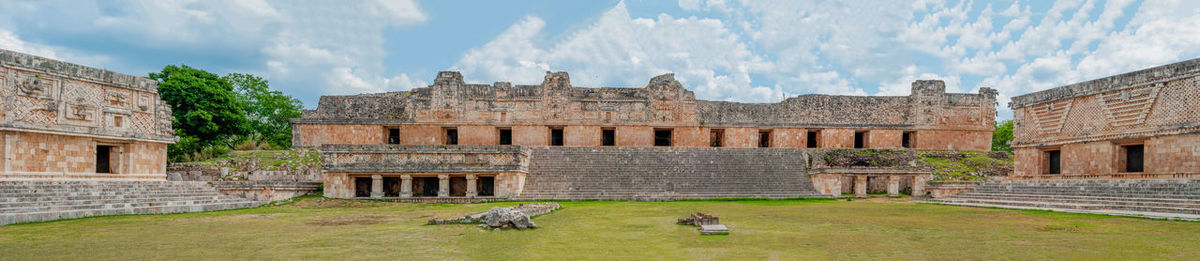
[678,212,729,235]
[428,202,561,230]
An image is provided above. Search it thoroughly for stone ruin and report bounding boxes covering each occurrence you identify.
[678,212,729,235]
[428,202,561,230]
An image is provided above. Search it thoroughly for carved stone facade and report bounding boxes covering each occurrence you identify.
[296,71,996,199]
[294,71,997,150]
[1009,57,1200,179]
[0,49,175,179]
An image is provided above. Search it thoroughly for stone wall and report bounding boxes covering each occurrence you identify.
[0,49,174,179]
[320,145,530,198]
[1009,57,1200,178]
[293,71,996,151]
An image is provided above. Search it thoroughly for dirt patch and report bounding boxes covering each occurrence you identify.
[290,198,380,208]
[307,215,391,226]
[236,214,286,219]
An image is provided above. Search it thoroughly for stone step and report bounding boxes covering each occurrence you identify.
[0,192,228,203]
[0,201,265,225]
[925,201,1200,221]
[945,194,1200,209]
[0,194,233,208]
[0,198,256,214]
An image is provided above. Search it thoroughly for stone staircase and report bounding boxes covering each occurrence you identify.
[927,179,1200,221]
[515,147,823,200]
[1,180,266,225]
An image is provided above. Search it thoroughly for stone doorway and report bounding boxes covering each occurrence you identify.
[383,177,402,197]
[478,176,495,196]
[450,177,468,196]
[354,177,372,197]
[414,177,439,197]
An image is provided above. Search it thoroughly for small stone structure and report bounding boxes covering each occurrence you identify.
[0,49,175,180]
[427,202,560,230]
[1009,57,1200,180]
[678,212,729,235]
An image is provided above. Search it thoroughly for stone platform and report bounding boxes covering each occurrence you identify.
[0,179,265,225]
[925,179,1200,221]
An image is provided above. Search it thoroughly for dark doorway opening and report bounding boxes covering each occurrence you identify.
[759,131,771,148]
[1047,150,1061,174]
[383,177,402,197]
[450,177,468,196]
[710,129,724,147]
[388,128,400,144]
[902,132,914,148]
[416,177,439,197]
[602,128,615,146]
[550,128,564,146]
[1124,145,1144,172]
[478,177,495,196]
[854,131,866,148]
[445,128,458,145]
[807,131,819,148]
[354,177,372,197]
[654,129,673,146]
[499,129,512,145]
[96,145,113,173]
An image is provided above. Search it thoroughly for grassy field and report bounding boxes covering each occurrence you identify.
[1,197,1197,260]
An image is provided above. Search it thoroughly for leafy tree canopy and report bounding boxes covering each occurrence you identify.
[224,73,303,149]
[150,65,250,146]
[992,119,1014,152]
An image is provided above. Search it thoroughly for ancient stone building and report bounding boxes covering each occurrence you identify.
[0,49,176,179]
[295,71,997,199]
[1009,58,1200,179]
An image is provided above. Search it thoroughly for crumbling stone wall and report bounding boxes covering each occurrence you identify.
[1010,58,1200,178]
[0,49,175,179]
[292,71,995,151]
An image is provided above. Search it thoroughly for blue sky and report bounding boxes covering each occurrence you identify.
[2,0,1199,119]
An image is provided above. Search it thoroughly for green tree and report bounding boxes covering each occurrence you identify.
[224,73,303,149]
[992,119,1014,152]
[150,65,250,160]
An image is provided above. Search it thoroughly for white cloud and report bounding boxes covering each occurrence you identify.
[0,0,429,99]
[454,2,774,102]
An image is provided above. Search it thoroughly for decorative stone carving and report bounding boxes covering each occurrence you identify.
[1099,85,1161,127]
[64,104,95,121]
[17,75,47,97]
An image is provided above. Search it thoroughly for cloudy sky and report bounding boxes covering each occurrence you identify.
[2,0,1199,118]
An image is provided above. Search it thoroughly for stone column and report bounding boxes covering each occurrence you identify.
[854,175,867,197]
[466,174,478,197]
[887,175,900,197]
[400,175,412,198]
[437,174,449,197]
[912,174,930,197]
[370,174,383,199]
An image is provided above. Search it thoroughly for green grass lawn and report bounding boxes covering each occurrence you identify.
[1,198,1197,260]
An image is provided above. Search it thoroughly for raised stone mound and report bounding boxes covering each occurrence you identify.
[428,202,560,230]
[927,179,1200,221]
[518,147,823,200]
[0,180,266,225]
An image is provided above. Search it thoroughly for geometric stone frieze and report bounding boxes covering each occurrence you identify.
[1030,99,1073,134]
[1099,84,1161,127]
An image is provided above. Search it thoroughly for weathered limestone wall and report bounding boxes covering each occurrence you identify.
[564,125,600,147]
[820,129,855,148]
[513,125,549,146]
[294,124,383,147]
[913,130,991,151]
[1009,58,1200,179]
[458,125,496,145]
[616,126,654,147]
[1146,133,1200,173]
[0,132,166,179]
[868,130,903,148]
